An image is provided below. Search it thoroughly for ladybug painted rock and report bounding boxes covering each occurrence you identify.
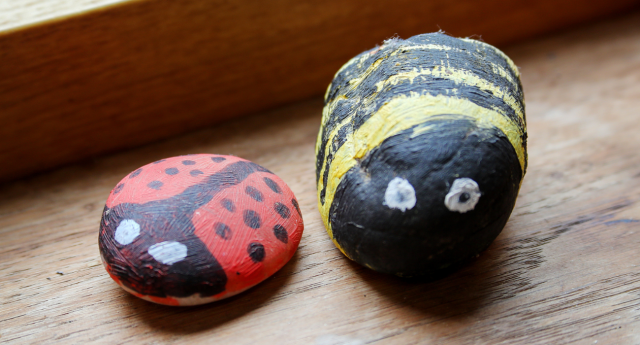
[99,154,304,306]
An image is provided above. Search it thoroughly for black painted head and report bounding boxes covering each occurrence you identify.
[329,116,522,277]
[99,198,228,298]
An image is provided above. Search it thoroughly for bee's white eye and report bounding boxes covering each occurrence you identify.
[445,178,481,213]
[384,177,416,212]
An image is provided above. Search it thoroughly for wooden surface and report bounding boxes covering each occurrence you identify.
[0,0,127,31]
[2,1,640,184]
[2,11,640,344]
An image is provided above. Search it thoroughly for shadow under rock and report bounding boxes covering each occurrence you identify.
[121,251,301,334]
[351,239,512,317]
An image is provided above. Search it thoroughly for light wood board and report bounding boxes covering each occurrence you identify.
[1,0,639,183]
[0,0,129,31]
[1,11,640,344]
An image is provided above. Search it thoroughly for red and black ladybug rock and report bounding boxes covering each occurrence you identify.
[99,154,304,306]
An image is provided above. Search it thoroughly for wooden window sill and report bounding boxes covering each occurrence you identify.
[1,0,639,183]
[2,9,640,343]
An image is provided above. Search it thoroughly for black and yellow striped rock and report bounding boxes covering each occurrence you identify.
[315,33,527,277]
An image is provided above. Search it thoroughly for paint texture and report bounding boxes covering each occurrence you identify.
[99,154,304,306]
[316,33,527,277]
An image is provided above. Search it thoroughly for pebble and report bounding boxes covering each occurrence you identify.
[98,154,304,306]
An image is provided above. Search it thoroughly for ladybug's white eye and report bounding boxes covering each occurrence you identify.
[445,178,481,213]
[115,219,140,245]
[148,241,188,265]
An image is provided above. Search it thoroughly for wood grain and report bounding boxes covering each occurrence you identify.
[0,0,128,31]
[2,10,640,344]
[1,0,639,183]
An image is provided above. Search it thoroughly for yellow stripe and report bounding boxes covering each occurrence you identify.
[324,51,379,102]
[459,38,520,78]
[320,58,383,132]
[318,57,386,191]
[316,101,355,186]
[318,93,525,242]
[324,56,360,102]
[388,43,520,88]
[325,39,520,104]
[319,95,348,128]
[346,58,383,89]
[373,65,525,123]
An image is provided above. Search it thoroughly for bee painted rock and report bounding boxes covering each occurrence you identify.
[99,155,304,306]
[316,33,527,277]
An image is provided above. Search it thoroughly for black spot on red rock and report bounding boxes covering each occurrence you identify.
[274,202,290,219]
[182,160,196,165]
[243,210,261,229]
[221,199,235,212]
[273,225,289,244]
[190,170,203,177]
[129,169,143,178]
[292,199,302,217]
[114,183,125,194]
[245,186,263,202]
[215,222,232,240]
[148,181,163,190]
[263,177,282,194]
[211,157,226,163]
[248,242,265,262]
[165,168,179,175]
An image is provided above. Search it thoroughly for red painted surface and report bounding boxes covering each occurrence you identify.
[103,154,304,305]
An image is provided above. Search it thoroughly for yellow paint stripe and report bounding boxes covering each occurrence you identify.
[324,39,520,119]
[388,43,519,88]
[346,58,382,89]
[321,58,383,130]
[319,95,348,128]
[459,38,520,78]
[324,55,362,102]
[373,65,525,123]
[325,50,381,102]
[318,93,525,240]
[316,103,355,188]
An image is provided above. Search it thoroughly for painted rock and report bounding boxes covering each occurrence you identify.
[316,33,527,277]
[99,154,304,306]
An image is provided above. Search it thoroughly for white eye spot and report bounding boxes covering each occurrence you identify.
[445,178,481,213]
[384,177,417,211]
[148,241,188,265]
[115,219,140,245]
